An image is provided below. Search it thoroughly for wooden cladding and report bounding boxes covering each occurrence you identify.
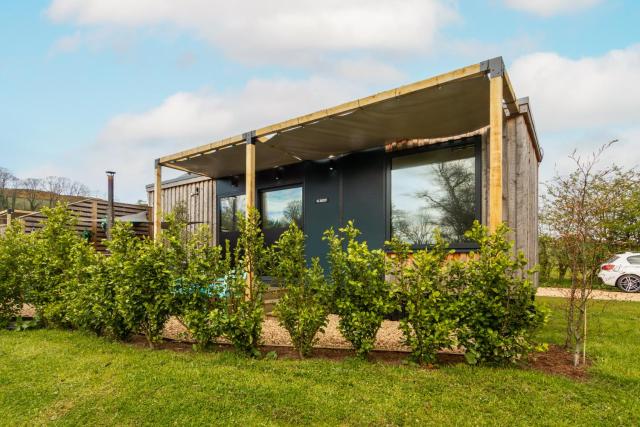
[1,199,150,253]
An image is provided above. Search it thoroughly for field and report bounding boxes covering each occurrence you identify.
[0,297,638,426]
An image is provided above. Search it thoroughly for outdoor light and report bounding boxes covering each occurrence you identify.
[231,175,240,187]
[328,159,336,171]
[275,166,284,180]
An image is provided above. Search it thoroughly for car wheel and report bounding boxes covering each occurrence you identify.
[616,274,640,293]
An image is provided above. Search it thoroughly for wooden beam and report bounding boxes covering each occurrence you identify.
[489,75,504,232]
[245,136,256,300]
[157,62,484,165]
[153,161,162,240]
[90,201,98,243]
[502,71,519,115]
[245,140,256,213]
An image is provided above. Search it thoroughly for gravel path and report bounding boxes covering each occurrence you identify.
[537,287,640,302]
[165,315,410,351]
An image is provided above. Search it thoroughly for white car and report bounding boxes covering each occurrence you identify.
[598,252,640,292]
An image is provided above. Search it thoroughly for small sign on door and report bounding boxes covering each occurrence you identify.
[315,197,329,204]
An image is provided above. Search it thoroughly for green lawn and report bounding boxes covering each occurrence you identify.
[0,297,638,426]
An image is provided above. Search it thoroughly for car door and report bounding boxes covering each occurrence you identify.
[625,255,640,276]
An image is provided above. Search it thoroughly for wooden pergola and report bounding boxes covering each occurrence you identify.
[153,57,541,240]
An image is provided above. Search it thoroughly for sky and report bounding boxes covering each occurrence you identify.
[1,0,639,202]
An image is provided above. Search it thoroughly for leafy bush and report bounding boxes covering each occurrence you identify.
[110,222,175,347]
[169,217,227,351]
[221,208,267,357]
[324,221,394,358]
[0,221,31,327]
[271,223,329,358]
[65,242,133,340]
[26,204,90,326]
[386,233,457,365]
[452,221,547,365]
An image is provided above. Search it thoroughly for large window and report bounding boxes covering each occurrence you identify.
[391,144,477,246]
[219,194,246,233]
[261,186,303,229]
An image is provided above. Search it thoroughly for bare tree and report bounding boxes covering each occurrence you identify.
[0,167,16,210]
[541,141,639,366]
[21,178,44,211]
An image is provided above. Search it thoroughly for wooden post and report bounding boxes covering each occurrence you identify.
[91,201,98,242]
[154,160,162,240]
[489,74,504,231]
[245,132,256,300]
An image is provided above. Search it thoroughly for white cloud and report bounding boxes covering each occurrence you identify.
[35,75,376,201]
[503,0,601,16]
[46,0,458,65]
[510,46,640,182]
[510,45,640,133]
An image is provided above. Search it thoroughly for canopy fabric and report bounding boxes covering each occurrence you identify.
[171,74,491,178]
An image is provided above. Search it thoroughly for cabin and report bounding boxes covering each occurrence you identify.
[149,57,541,278]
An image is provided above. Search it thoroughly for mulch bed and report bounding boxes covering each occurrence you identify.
[128,335,590,377]
[527,344,590,379]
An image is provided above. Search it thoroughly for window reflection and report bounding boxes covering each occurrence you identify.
[262,187,303,229]
[391,145,476,245]
[219,195,246,232]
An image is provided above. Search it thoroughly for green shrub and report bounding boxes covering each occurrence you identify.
[26,204,90,326]
[0,221,31,327]
[452,221,547,365]
[324,221,394,358]
[110,222,175,347]
[221,208,267,357]
[65,242,133,340]
[171,219,227,351]
[386,234,457,365]
[271,223,329,358]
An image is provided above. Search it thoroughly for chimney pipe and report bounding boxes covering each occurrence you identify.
[106,171,116,239]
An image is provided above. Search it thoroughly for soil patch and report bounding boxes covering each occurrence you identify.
[527,344,590,379]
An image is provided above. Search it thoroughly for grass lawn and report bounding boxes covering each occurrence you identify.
[0,297,638,426]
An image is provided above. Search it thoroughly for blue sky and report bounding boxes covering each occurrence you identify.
[1,0,638,202]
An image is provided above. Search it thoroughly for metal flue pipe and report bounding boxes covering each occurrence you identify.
[106,171,115,239]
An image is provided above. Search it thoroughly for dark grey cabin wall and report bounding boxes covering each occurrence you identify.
[215,149,387,264]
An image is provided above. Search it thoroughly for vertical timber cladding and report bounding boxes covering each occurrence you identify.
[504,114,539,285]
[147,175,217,243]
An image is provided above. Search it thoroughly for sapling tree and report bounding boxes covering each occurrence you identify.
[271,223,330,358]
[324,221,394,358]
[542,142,640,365]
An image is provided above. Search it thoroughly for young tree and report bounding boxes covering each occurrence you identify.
[542,142,639,366]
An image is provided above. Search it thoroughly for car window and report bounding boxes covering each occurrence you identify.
[627,255,640,265]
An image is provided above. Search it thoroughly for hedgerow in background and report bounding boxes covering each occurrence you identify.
[386,233,457,365]
[110,222,175,348]
[0,221,31,327]
[271,223,330,358]
[222,208,267,357]
[452,221,547,365]
[324,221,394,358]
[26,203,89,327]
